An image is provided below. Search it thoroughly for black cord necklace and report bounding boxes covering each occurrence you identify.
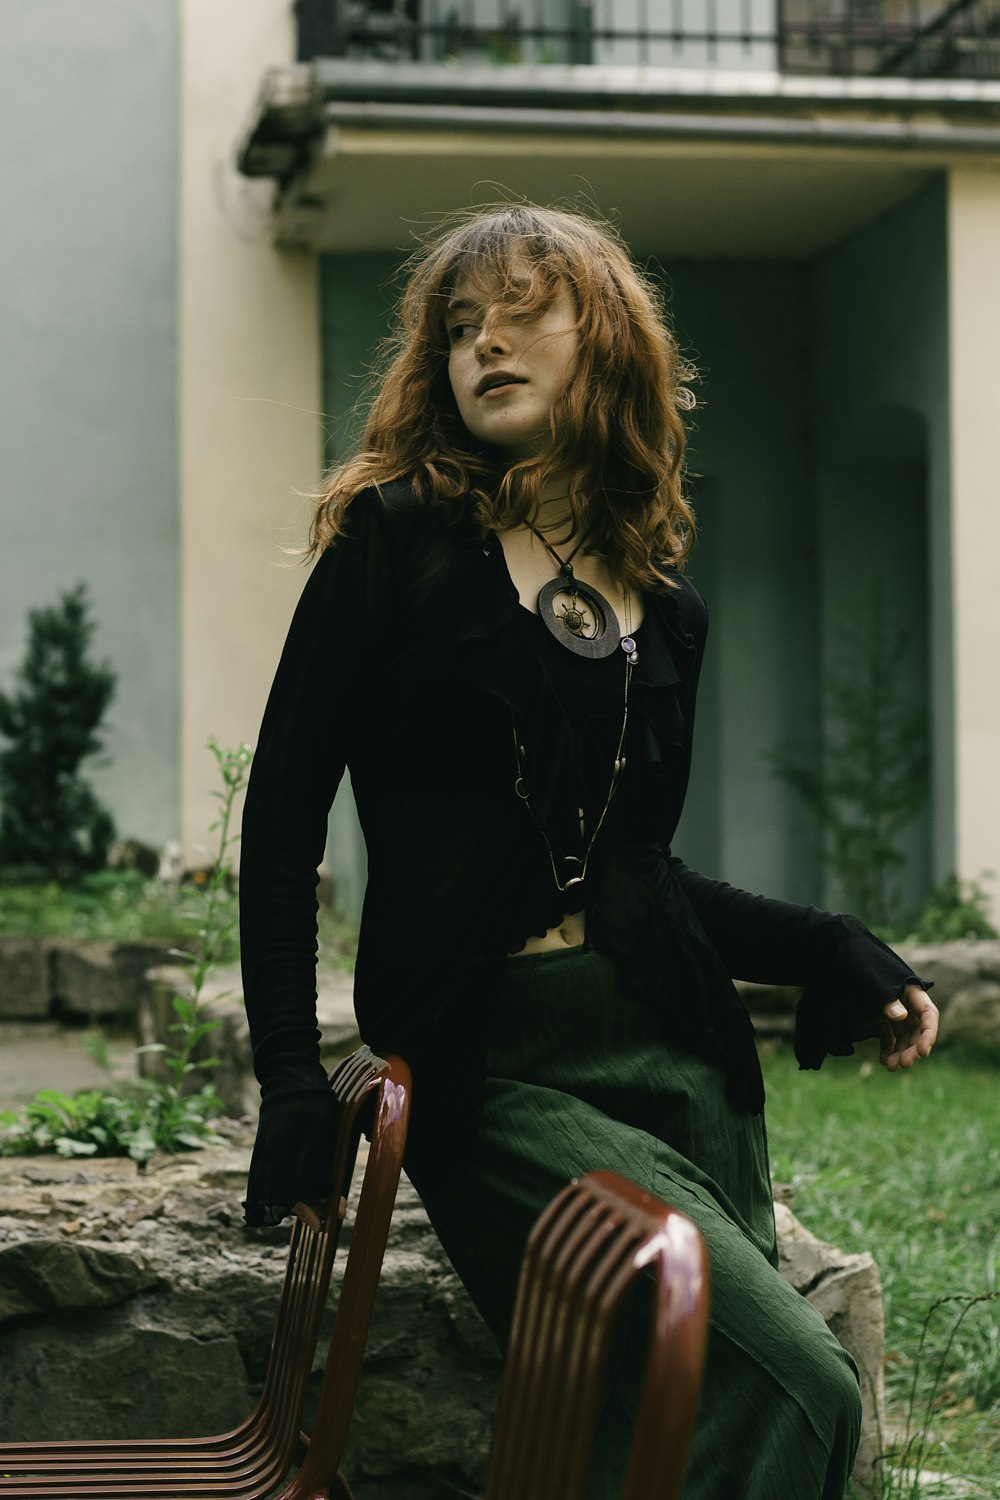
[528,521,626,660]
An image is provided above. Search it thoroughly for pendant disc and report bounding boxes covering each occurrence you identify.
[537,577,621,659]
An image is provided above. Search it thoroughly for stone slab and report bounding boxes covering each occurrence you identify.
[938,979,1000,1062]
[51,941,173,1020]
[0,937,52,1020]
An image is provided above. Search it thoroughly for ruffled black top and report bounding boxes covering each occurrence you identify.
[239,480,928,1226]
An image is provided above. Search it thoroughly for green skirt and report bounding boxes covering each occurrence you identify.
[410,945,861,1500]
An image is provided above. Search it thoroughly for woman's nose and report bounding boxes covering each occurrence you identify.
[475,322,512,359]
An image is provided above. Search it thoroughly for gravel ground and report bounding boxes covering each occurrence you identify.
[0,1022,139,1113]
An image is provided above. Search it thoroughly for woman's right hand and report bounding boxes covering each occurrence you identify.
[877,984,938,1071]
[292,1199,327,1231]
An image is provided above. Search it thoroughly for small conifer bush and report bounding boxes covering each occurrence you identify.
[0,583,116,880]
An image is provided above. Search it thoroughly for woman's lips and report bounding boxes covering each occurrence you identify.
[481,382,523,398]
[475,371,528,397]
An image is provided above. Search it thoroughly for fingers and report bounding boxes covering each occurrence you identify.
[291,1200,325,1231]
[878,985,939,1072]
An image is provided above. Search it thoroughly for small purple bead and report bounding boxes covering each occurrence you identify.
[621,636,636,653]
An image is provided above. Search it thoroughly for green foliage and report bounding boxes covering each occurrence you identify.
[0,739,253,1164]
[0,1083,219,1165]
[0,584,116,880]
[764,1046,1000,1490]
[886,873,998,946]
[138,739,251,1106]
[769,587,929,929]
[0,867,239,956]
[317,901,359,973]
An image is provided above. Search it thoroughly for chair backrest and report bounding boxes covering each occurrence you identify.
[278,1047,411,1495]
[254,1046,411,1489]
[0,1045,410,1500]
[484,1170,709,1500]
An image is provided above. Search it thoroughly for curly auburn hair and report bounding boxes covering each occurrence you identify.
[309,203,697,588]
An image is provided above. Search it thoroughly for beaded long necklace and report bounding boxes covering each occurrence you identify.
[512,523,639,896]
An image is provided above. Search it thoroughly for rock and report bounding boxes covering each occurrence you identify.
[51,941,173,1021]
[0,1319,250,1441]
[937,980,1000,1062]
[775,1202,885,1492]
[0,1239,159,1322]
[894,941,1000,1015]
[0,1141,887,1496]
[0,937,52,1020]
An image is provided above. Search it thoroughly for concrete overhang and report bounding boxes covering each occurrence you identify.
[238,61,1000,258]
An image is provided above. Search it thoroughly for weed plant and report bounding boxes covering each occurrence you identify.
[0,741,252,1164]
[763,1044,1000,1491]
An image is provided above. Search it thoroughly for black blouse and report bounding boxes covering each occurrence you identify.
[239,480,927,1226]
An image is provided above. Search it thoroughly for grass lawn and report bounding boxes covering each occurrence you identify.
[761,1042,1000,1495]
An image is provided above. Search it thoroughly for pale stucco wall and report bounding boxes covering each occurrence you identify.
[0,1,180,847]
[947,166,1000,904]
[178,0,322,861]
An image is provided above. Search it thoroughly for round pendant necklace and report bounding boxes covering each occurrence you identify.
[511,548,640,898]
[528,521,621,659]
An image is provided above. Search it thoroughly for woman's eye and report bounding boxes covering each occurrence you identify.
[448,322,475,343]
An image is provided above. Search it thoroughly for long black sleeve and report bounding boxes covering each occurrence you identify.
[239,494,390,1225]
[665,855,930,1066]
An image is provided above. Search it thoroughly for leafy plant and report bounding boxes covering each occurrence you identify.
[147,739,251,1106]
[0,583,116,880]
[769,586,929,929]
[0,1083,218,1164]
[0,739,253,1164]
[889,874,998,946]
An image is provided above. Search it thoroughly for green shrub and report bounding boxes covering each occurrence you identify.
[892,874,998,945]
[768,585,929,930]
[0,584,116,880]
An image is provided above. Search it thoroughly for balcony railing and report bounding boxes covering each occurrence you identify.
[295,0,1000,79]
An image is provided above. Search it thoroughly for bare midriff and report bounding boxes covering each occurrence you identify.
[507,909,586,958]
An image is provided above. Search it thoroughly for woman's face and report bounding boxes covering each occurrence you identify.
[445,271,580,462]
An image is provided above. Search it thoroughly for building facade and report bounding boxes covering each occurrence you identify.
[3,1,999,921]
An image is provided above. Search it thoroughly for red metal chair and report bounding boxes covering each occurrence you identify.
[484,1170,710,1500]
[0,1045,411,1500]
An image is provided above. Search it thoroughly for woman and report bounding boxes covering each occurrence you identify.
[239,204,937,1498]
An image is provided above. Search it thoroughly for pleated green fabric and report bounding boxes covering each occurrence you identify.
[411,946,862,1499]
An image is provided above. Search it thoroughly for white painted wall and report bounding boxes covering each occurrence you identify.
[178,0,322,860]
[947,166,1000,901]
[0,1,179,847]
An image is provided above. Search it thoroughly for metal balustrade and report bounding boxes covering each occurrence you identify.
[293,0,1000,78]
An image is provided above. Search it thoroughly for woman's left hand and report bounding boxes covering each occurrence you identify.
[877,983,938,1071]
